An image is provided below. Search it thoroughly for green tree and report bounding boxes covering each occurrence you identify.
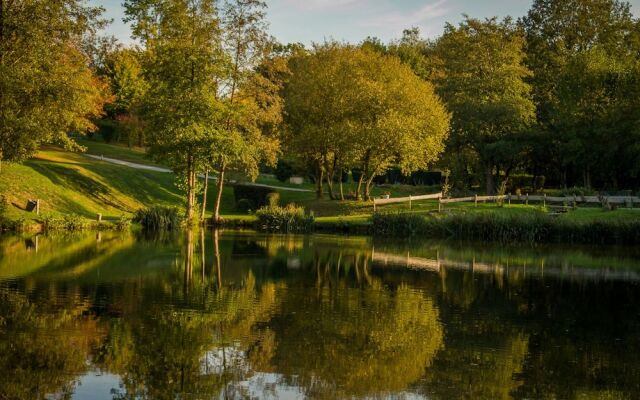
[0,0,110,172]
[124,0,226,222]
[209,0,282,222]
[284,44,449,200]
[98,47,148,146]
[434,17,535,193]
[522,0,638,188]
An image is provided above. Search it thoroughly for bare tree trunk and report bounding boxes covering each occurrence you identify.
[485,163,495,195]
[355,174,364,201]
[364,174,376,201]
[339,175,344,201]
[325,156,337,200]
[200,170,209,223]
[213,163,225,223]
[315,159,324,199]
[185,155,196,223]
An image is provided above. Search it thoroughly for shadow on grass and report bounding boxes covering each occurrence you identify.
[29,162,130,213]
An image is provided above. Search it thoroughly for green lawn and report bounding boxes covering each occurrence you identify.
[2,143,639,229]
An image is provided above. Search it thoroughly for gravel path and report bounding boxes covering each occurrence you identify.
[85,154,312,193]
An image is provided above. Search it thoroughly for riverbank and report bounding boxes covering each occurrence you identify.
[2,144,640,244]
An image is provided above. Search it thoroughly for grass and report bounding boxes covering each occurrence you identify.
[2,141,639,237]
[0,147,236,227]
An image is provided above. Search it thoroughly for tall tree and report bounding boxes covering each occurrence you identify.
[209,0,281,222]
[124,0,226,222]
[522,0,638,188]
[0,0,110,172]
[434,17,535,193]
[284,44,449,200]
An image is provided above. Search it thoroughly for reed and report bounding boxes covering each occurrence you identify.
[256,204,314,233]
[134,206,181,231]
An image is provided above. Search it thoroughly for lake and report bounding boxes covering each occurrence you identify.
[1,230,639,399]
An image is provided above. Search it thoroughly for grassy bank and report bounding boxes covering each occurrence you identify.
[2,143,639,244]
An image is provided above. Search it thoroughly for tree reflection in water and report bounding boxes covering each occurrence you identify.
[0,231,639,399]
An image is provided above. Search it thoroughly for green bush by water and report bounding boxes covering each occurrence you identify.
[134,206,181,231]
[256,204,314,233]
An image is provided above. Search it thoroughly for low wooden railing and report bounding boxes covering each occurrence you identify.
[373,192,639,212]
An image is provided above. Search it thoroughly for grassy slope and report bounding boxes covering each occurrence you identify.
[0,147,237,223]
[2,142,639,227]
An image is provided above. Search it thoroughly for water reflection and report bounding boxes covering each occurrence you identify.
[0,231,639,399]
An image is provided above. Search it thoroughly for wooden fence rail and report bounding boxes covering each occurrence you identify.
[372,191,639,211]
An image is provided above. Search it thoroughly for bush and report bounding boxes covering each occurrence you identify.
[275,160,294,182]
[42,214,93,231]
[233,184,276,211]
[115,215,132,231]
[266,192,280,207]
[134,206,181,231]
[256,204,314,233]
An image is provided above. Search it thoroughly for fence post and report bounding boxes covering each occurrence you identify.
[409,195,412,210]
[573,194,578,209]
[543,193,547,207]
[35,199,40,215]
[508,194,511,205]
[526,194,529,205]
[373,200,376,213]
[474,194,478,207]
[438,198,442,213]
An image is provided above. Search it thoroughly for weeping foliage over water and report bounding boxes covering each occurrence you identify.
[0,231,639,399]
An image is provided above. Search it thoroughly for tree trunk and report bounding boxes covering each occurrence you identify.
[184,229,194,293]
[200,170,209,223]
[339,175,344,201]
[325,156,337,200]
[364,175,376,201]
[315,160,324,199]
[485,163,495,195]
[355,174,364,201]
[200,228,205,280]
[213,163,225,223]
[185,156,196,223]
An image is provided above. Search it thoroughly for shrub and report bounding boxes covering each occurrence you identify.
[236,198,253,213]
[275,160,294,182]
[266,192,280,207]
[233,184,275,211]
[256,204,314,233]
[134,206,181,231]
[115,215,132,231]
[41,213,93,231]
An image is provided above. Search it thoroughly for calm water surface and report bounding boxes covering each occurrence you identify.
[1,230,639,399]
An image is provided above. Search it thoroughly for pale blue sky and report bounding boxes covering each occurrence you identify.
[93,0,640,45]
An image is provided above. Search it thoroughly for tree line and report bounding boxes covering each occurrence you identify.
[2,0,640,222]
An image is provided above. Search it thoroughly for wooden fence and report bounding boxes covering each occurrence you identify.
[373,192,442,211]
[373,192,640,212]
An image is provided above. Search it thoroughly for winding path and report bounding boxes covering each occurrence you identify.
[84,154,312,193]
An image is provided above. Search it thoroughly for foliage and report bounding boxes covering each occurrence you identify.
[255,204,314,233]
[274,160,294,182]
[233,184,275,211]
[433,17,535,194]
[284,43,450,200]
[124,0,225,222]
[0,0,111,170]
[371,212,430,236]
[134,206,181,231]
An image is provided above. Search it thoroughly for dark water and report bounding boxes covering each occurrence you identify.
[1,231,640,399]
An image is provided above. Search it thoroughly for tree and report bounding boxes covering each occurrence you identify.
[434,17,535,193]
[522,0,639,188]
[284,44,449,200]
[0,0,110,172]
[124,0,226,222]
[98,47,148,146]
[209,0,282,222]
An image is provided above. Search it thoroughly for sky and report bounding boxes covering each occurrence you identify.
[93,0,640,46]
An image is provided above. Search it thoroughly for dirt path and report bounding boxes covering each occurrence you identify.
[85,154,312,193]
